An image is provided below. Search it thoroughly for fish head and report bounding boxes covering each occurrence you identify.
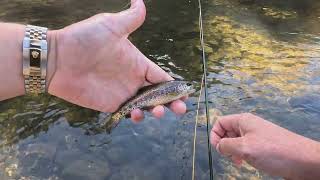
[175,81,196,95]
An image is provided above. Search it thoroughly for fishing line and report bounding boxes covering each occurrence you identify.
[197,0,214,179]
[122,0,214,178]
[192,75,204,180]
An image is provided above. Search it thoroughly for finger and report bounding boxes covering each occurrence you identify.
[169,100,187,115]
[210,123,228,148]
[226,131,238,138]
[217,137,244,157]
[215,114,246,136]
[210,131,222,148]
[151,105,165,119]
[130,40,173,84]
[143,81,152,87]
[231,156,243,167]
[131,109,144,123]
[145,56,173,84]
[211,120,227,139]
[180,96,188,101]
[115,0,146,35]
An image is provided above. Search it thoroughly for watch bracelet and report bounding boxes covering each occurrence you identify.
[23,25,48,95]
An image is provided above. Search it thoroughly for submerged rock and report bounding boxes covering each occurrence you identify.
[18,143,58,178]
[24,143,57,159]
[260,6,298,20]
[288,94,320,114]
[62,159,110,180]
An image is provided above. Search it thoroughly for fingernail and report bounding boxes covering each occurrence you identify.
[216,143,221,154]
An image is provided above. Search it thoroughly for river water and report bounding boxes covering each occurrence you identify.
[0,0,320,179]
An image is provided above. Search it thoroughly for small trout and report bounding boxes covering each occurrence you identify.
[103,80,196,132]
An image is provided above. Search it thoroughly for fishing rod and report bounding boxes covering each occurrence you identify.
[195,0,214,179]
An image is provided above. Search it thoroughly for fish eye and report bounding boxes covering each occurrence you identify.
[187,83,192,86]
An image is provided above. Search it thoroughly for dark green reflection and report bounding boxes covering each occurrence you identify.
[0,0,319,179]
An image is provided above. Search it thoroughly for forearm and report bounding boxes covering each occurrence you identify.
[0,23,25,100]
[0,23,57,101]
[290,138,320,180]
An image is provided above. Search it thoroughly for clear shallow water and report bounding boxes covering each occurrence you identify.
[0,0,320,179]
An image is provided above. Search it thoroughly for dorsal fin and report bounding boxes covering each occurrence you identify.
[136,81,169,94]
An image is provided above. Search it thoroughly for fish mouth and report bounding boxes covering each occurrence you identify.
[187,88,196,95]
[191,89,196,93]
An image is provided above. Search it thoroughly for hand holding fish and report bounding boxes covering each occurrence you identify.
[47,0,187,120]
[211,113,320,179]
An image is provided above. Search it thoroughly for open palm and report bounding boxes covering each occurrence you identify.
[48,0,186,121]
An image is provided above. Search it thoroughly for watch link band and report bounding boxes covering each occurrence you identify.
[22,25,48,95]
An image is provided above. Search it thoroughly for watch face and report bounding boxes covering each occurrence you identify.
[30,48,41,67]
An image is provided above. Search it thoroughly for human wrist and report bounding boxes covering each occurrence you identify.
[46,30,59,93]
[298,140,320,179]
[288,137,320,180]
[20,26,58,95]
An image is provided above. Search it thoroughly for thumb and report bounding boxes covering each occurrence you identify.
[145,56,173,84]
[115,0,146,35]
[217,137,245,158]
[127,41,173,84]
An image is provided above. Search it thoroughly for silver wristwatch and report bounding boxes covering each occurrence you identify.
[22,25,48,95]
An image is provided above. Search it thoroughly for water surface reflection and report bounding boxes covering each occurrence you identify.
[0,0,320,179]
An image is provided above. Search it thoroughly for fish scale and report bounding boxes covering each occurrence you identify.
[102,80,195,133]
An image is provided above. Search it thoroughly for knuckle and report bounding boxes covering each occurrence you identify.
[239,138,256,162]
[239,139,251,159]
[138,7,146,21]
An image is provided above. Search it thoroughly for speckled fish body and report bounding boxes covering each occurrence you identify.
[103,81,195,132]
